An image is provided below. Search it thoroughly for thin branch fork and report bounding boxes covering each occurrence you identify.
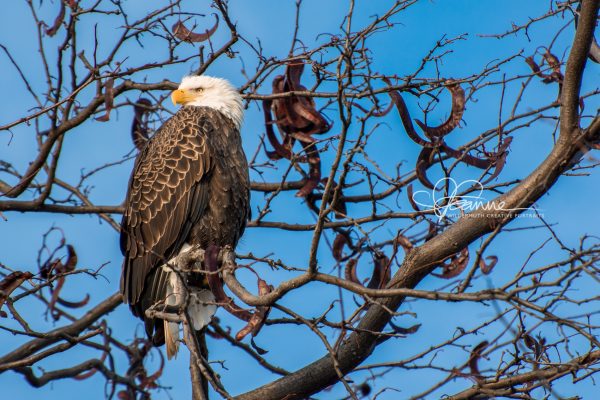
[0,292,122,368]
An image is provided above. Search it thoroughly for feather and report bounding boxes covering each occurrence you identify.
[188,289,217,331]
[163,268,180,359]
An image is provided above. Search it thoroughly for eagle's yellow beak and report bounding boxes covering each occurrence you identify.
[171,89,194,105]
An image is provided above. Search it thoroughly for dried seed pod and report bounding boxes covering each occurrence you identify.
[332,234,349,261]
[204,245,251,322]
[264,62,330,197]
[321,179,348,219]
[0,271,33,317]
[131,98,153,151]
[394,233,414,253]
[296,143,321,197]
[46,1,66,37]
[441,143,492,170]
[523,333,541,358]
[385,76,508,189]
[367,253,391,289]
[74,321,109,380]
[479,137,512,185]
[526,53,563,84]
[64,245,77,271]
[468,340,489,380]
[389,321,421,335]
[406,184,421,212]
[543,51,563,82]
[432,247,469,279]
[415,147,436,189]
[235,278,272,341]
[415,81,465,138]
[57,294,90,308]
[95,78,115,122]
[305,184,345,219]
[273,63,330,136]
[383,77,432,148]
[172,14,219,43]
[263,98,293,160]
[43,244,89,319]
[344,259,360,285]
[414,137,511,190]
[479,255,498,274]
[525,56,545,79]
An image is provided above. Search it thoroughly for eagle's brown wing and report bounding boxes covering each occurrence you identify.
[120,108,213,334]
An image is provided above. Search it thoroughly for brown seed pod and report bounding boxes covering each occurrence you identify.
[95,78,115,122]
[172,14,219,43]
[235,278,272,341]
[344,259,360,285]
[204,245,251,322]
[468,340,489,380]
[131,98,153,151]
[0,271,33,317]
[332,233,349,261]
[263,62,331,197]
[46,1,66,37]
[479,255,498,274]
[383,77,433,148]
[415,81,465,138]
[432,247,469,279]
[367,253,391,289]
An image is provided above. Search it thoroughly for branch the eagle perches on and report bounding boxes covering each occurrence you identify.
[144,246,272,347]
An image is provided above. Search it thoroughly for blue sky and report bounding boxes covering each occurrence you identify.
[1,1,599,399]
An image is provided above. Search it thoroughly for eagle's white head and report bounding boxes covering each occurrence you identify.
[171,75,243,129]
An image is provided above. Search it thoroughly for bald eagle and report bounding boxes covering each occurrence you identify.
[120,76,250,358]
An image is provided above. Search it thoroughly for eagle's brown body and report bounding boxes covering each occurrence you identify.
[120,106,249,345]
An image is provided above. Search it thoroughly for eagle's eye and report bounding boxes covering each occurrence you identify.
[194,87,204,93]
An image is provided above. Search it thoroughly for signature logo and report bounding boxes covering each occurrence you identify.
[411,177,532,221]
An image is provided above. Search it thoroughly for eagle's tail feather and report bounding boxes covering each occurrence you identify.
[162,253,216,359]
[164,319,180,359]
[163,289,215,360]
[164,270,181,359]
